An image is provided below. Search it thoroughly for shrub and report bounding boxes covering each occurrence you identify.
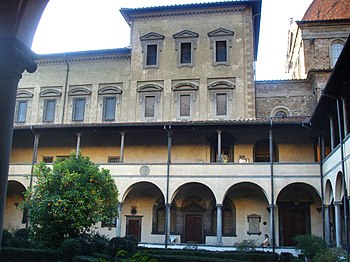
[293,234,326,260]
[0,247,59,262]
[235,239,257,252]
[15,228,29,240]
[107,236,138,257]
[313,247,347,262]
[60,238,83,260]
[1,229,12,247]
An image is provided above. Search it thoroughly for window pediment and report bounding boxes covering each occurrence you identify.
[17,90,33,98]
[208,80,235,90]
[137,84,163,92]
[140,32,165,41]
[98,86,123,95]
[172,82,199,91]
[68,86,91,96]
[173,30,199,39]
[208,28,234,37]
[40,89,62,97]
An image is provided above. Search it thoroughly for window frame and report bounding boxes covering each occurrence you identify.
[208,80,235,119]
[208,28,234,66]
[138,83,163,121]
[15,100,28,123]
[102,96,117,121]
[72,97,86,122]
[172,82,198,120]
[330,40,345,68]
[42,99,57,122]
[140,32,165,69]
[173,30,199,67]
[39,88,62,124]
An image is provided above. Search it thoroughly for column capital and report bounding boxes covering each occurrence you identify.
[120,131,126,136]
[334,201,342,205]
[76,132,83,136]
[216,204,223,208]
[165,203,172,208]
[216,130,222,134]
[323,204,331,208]
[0,38,37,78]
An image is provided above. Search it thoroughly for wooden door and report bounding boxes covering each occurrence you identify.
[127,218,141,242]
[280,209,306,246]
[185,214,202,243]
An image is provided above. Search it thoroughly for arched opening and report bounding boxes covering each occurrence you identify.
[224,182,269,241]
[253,139,279,162]
[4,181,27,229]
[277,183,322,246]
[172,182,216,244]
[122,182,164,242]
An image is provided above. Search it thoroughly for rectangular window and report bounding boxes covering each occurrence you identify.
[43,99,56,122]
[180,42,192,64]
[72,98,85,121]
[108,156,120,163]
[103,97,116,121]
[144,95,155,118]
[56,155,69,161]
[42,156,54,163]
[146,44,157,66]
[216,93,227,116]
[16,100,28,123]
[216,41,227,63]
[179,94,191,117]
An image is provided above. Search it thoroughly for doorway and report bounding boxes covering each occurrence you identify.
[185,214,203,243]
[126,216,142,242]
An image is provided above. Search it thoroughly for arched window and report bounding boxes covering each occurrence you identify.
[331,41,344,67]
[211,200,236,236]
[275,110,287,118]
[254,139,279,162]
[156,207,165,233]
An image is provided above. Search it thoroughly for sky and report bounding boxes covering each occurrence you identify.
[32,0,314,81]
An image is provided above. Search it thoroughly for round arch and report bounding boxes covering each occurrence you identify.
[171,182,216,204]
[223,181,269,204]
[121,181,164,203]
[5,180,27,229]
[324,179,334,205]
[335,171,344,201]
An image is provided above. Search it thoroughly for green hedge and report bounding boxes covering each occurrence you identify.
[0,247,60,262]
[140,249,279,262]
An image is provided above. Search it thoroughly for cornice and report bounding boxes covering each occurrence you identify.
[126,7,245,22]
[36,49,131,65]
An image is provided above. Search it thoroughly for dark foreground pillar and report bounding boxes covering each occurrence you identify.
[0,38,37,247]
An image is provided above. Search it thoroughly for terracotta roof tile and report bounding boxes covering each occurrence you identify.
[303,0,350,21]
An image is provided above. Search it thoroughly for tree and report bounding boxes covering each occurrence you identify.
[21,152,119,247]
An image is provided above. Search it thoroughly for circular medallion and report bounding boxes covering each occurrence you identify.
[140,165,150,176]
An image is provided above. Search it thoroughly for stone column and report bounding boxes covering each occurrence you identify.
[216,204,223,245]
[165,203,171,244]
[324,205,331,246]
[217,130,222,163]
[342,98,349,136]
[120,132,125,162]
[76,133,82,157]
[116,203,122,237]
[29,133,40,187]
[0,38,37,244]
[269,204,276,248]
[330,117,335,150]
[334,201,342,247]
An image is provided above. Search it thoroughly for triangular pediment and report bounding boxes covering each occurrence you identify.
[208,28,234,37]
[140,32,165,41]
[173,30,199,39]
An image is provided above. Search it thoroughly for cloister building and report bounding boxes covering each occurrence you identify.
[4,0,350,249]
